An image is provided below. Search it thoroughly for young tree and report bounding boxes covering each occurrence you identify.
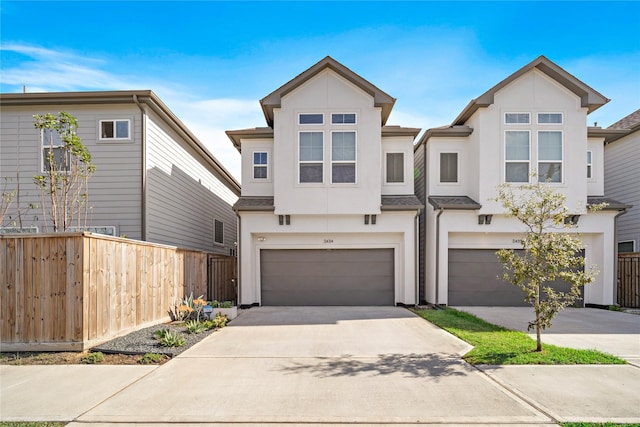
[33,112,95,232]
[494,180,602,351]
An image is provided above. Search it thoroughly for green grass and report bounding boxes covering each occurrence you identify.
[412,307,626,365]
[561,423,640,427]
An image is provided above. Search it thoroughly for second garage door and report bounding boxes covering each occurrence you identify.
[448,249,583,306]
[260,249,394,306]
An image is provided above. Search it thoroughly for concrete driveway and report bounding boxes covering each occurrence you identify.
[75,306,552,425]
[454,306,640,364]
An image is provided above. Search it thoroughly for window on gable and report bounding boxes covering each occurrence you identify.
[100,119,130,140]
[538,131,562,183]
[253,152,268,180]
[587,150,593,179]
[331,131,356,183]
[538,113,563,124]
[41,128,70,172]
[440,153,458,183]
[214,219,224,245]
[505,113,530,124]
[299,132,323,183]
[299,114,323,125]
[386,153,404,183]
[505,130,530,182]
[331,113,356,124]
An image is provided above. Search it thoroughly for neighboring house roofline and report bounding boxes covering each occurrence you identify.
[259,56,396,128]
[601,108,640,144]
[226,127,274,153]
[588,126,630,144]
[381,125,421,138]
[452,55,610,126]
[414,125,473,151]
[0,90,241,194]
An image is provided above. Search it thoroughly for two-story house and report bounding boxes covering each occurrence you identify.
[0,90,240,254]
[603,109,640,253]
[227,57,422,306]
[414,56,629,307]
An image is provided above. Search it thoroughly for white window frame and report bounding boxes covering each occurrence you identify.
[385,152,405,184]
[99,119,131,141]
[298,113,324,125]
[537,112,563,125]
[504,130,531,183]
[298,131,324,184]
[0,226,39,234]
[67,225,117,236]
[504,112,531,124]
[587,150,593,180]
[41,128,70,173]
[214,219,224,245]
[330,131,357,184]
[537,130,563,183]
[439,152,459,184]
[252,151,269,181]
[331,113,357,125]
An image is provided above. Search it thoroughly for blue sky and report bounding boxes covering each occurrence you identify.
[2,1,639,181]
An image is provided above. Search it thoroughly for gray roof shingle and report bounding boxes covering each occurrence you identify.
[381,195,423,211]
[428,196,482,210]
[587,197,632,211]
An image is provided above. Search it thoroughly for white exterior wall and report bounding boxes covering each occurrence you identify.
[145,109,239,253]
[240,138,274,197]
[273,70,383,215]
[426,209,618,306]
[426,137,473,197]
[381,136,415,195]
[605,130,640,250]
[238,211,418,305]
[587,136,605,196]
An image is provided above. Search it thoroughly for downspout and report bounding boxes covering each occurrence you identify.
[235,211,242,307]
[435,207,444,306]
[414,209,420,307]
[133,94,147,241]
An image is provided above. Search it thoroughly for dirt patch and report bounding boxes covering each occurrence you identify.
[0,351,156,366]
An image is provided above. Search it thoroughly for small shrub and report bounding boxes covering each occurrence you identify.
[81,351,104,364]
[138,353,166,364]
[211,300,220,308]
[220,301,233,308]
[212,313,228,328]
[185,320,207,334]
[157,329,186,347]
[169,293,207,321]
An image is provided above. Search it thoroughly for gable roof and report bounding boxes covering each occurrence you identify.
[452,56,610,126]
[260,56,396,127]
[602,108,640,144]
[0,90,241,193]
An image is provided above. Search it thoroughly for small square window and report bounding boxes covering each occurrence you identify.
[331,113,356,124]
[505,113,530,124]
[299,114,323,125]
[100,119,130,140]
[214,219,224,245]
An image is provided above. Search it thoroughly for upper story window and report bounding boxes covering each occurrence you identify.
[99,119,130,140]
[299,132,324,183]
[505,112,530,124]
[41,128,70,172]
[331,131,356,183]
[214,219,224,245]
[253,152,268,180]
[537,131,563,182]
[586,150,593,179]
[505,130,530,182]
[299,114,323,125]
[331,113,356,124]
[386,153,404,183]
[537,113,563,124]
[440,152,458,183]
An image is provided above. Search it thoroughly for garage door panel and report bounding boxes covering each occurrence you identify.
[261,249,394,306]
[448,249,583,306]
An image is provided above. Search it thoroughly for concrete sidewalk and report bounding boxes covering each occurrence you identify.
[2,307,639,425]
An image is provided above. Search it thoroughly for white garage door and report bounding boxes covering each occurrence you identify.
[260,249,394,306]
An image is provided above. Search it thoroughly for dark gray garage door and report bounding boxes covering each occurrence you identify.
[448,249,583,306]
[260,249,394,306]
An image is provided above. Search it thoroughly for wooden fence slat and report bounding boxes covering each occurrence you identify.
[618,253,640,308]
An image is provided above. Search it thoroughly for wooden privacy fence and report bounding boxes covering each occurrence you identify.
[618,253,640,308]
[0,233,235,351]
[208,254,237,303]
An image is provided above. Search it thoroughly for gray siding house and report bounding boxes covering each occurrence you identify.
[0,90,240,254]
[603,109,640,253]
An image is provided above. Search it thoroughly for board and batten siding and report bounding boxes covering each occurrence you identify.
[144,109,239,254]
[605,130,640,249]
[413,141,426,302]
[0,105,143,238]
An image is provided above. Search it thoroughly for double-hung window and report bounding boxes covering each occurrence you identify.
[505,130,530,182]
[100,119,130,140]
[538,131,563,182]
[331,132,356,183]
[253,152,268,180]
[41,128,70,172]
[299,132,323,183]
